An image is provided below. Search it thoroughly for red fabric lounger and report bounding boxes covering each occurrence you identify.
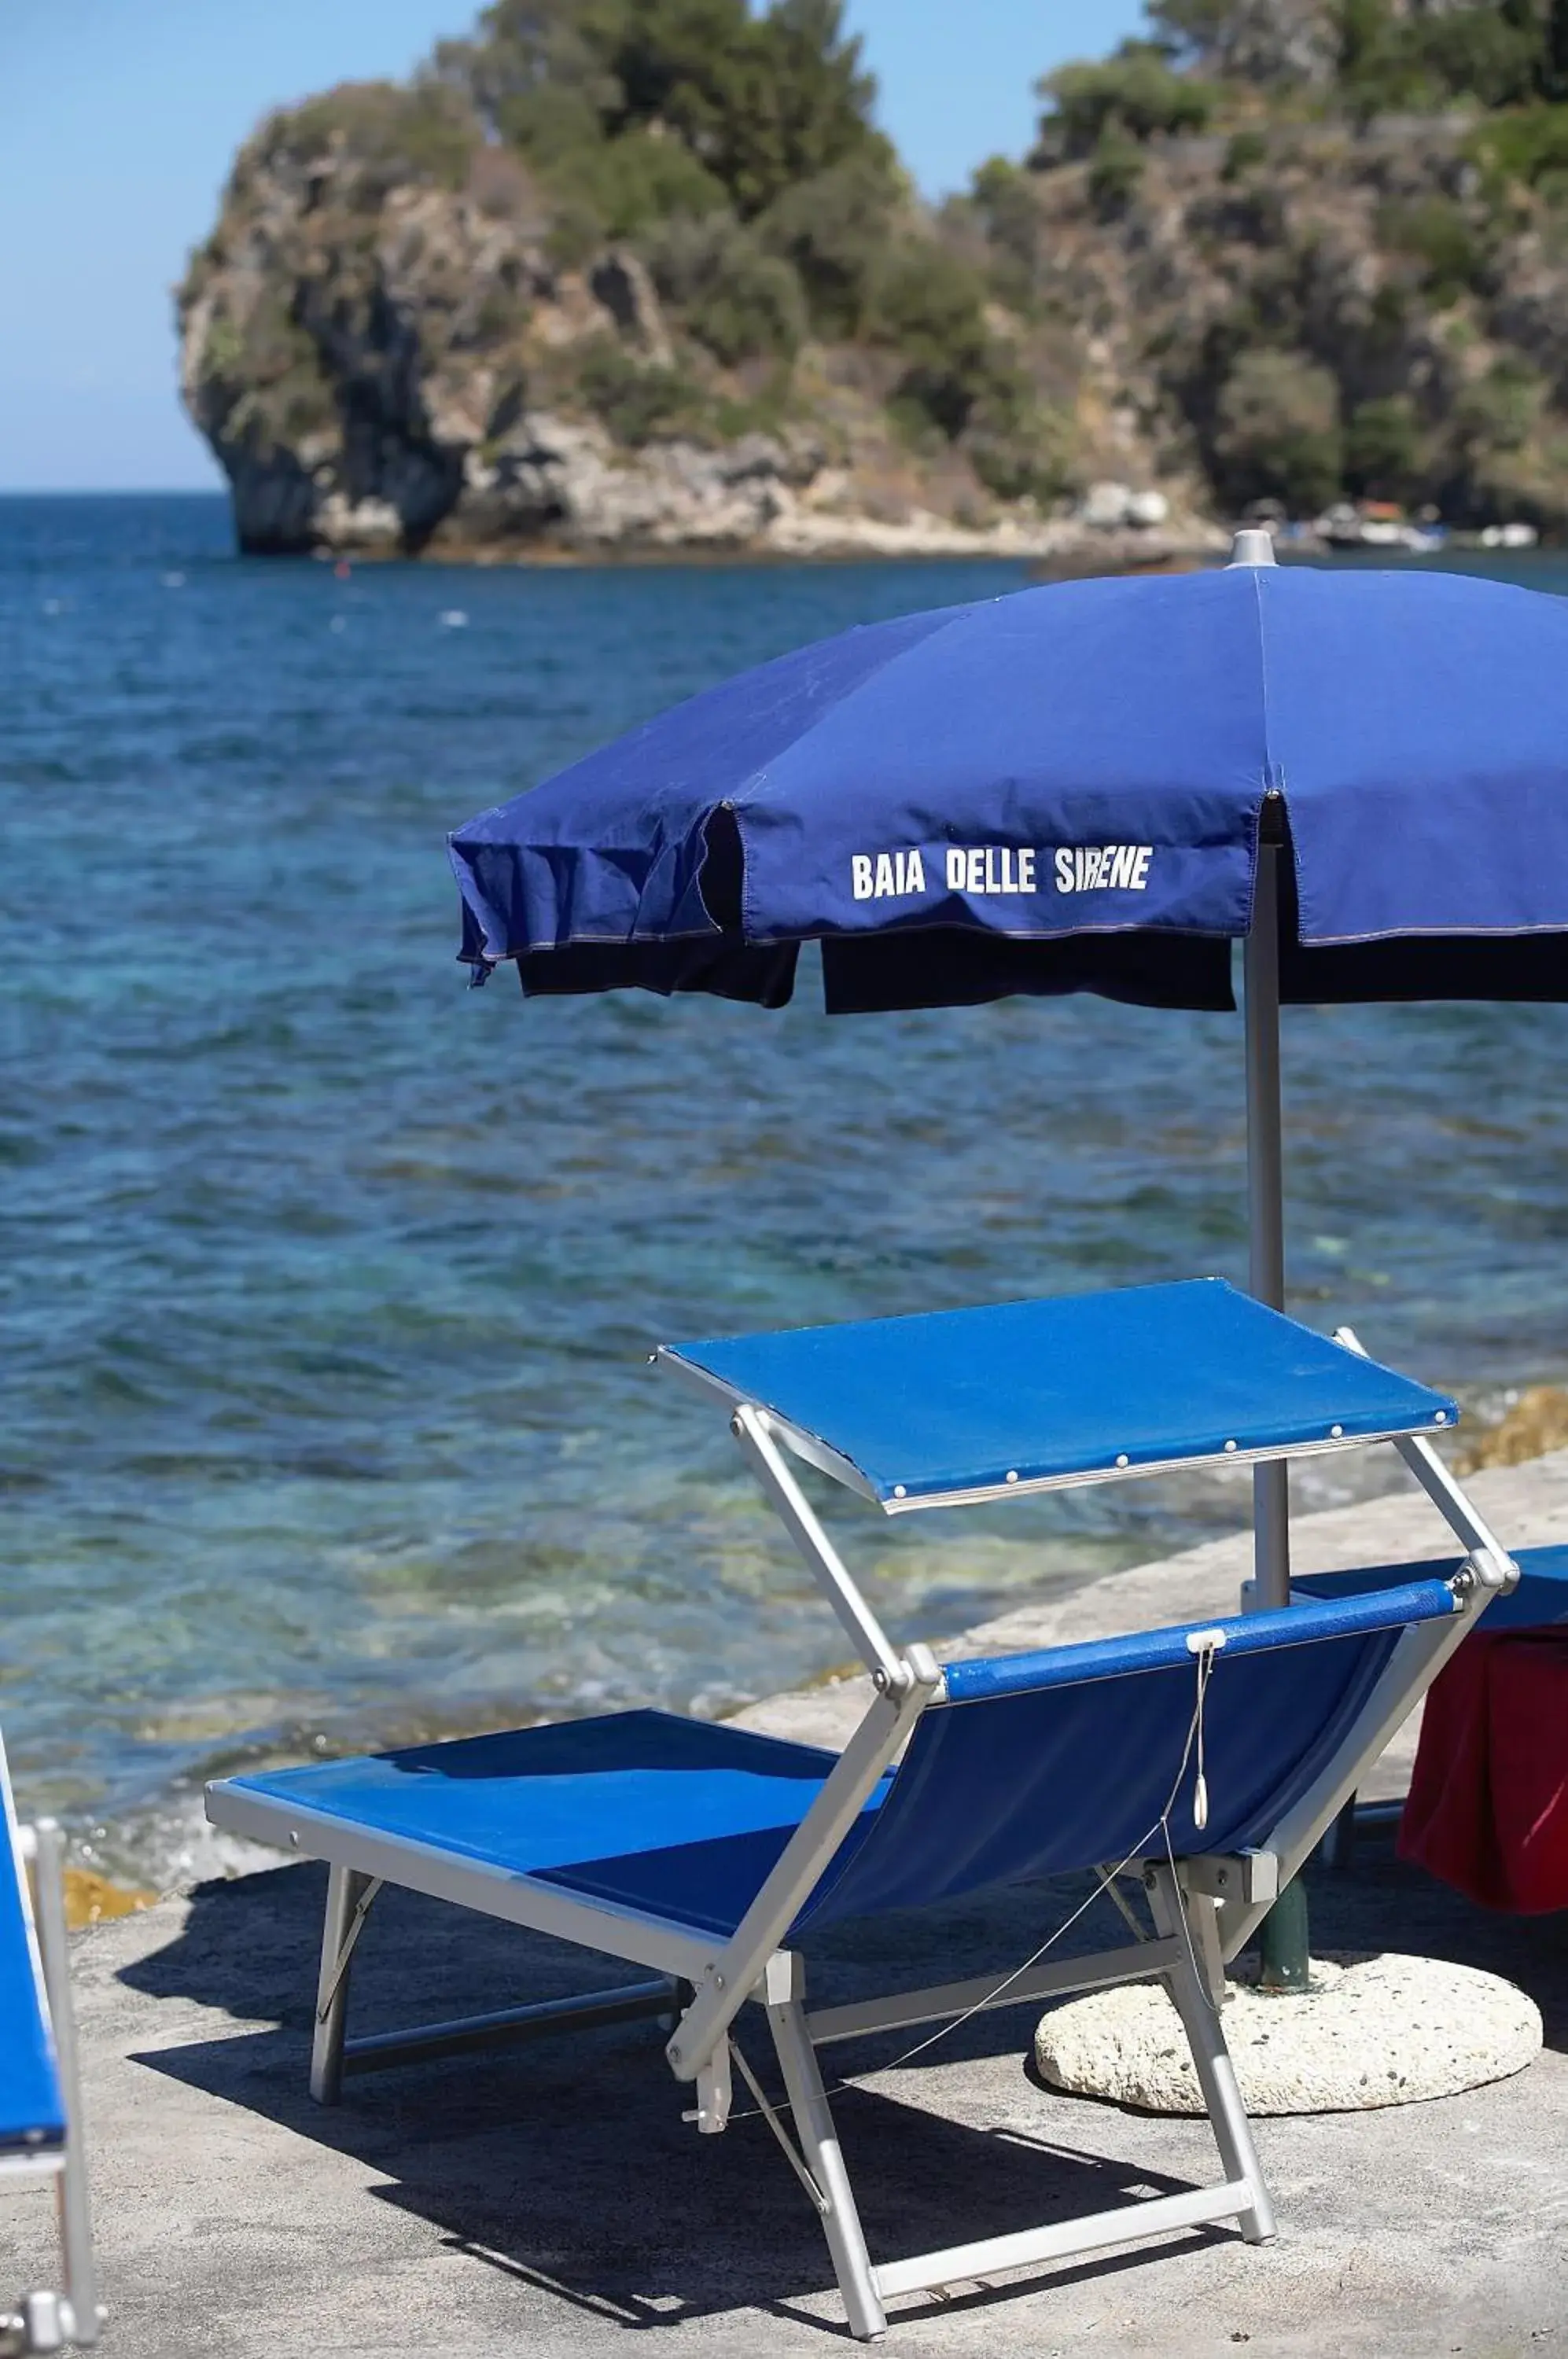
[1400,1628,1568,1913]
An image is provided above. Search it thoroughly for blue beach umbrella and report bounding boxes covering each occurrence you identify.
[450,537,1568,1626]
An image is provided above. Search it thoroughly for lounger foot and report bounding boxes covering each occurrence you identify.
[1149,1871,1279,2248]
[0,2290,64,2357]
[765,1957,888,2342]
[873,2176,1259,2308]
[759,1916,1281,2339]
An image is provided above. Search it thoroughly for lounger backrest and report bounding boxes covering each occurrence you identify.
[793,1579,1458,1934]
[0,1734,65,2155]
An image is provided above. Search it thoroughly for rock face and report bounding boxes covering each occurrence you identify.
[1014,112,1568,534]
[175,93,1215,561]
[179,134,671,555]
[178,47,1568,558]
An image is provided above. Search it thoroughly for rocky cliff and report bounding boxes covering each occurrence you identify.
[178,83,1208,561]
[177,2,1568,558]
[1002,112,1568,532]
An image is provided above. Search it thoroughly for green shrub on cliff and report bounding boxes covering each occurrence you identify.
[1377,194,1490,304]
[1087,133,1147,218]
[644,215,807,361]
[963,156,1041,308]
[1034,41,1215,164]
[542,127,731,241]
[965,385,1081,506]
[1446,355,1556,518]
[1220,127,1268,181]
[1471,100,1568,197]
[867,237,1057,478]
[1343,393,1425,502]
[1212,348,1344,513]
[261,80,478,199]
[1456,353,1548,455]
[431,0,894,230]
[753,154,900,337]
[1336,0,1568,114]
[569,337,712,442]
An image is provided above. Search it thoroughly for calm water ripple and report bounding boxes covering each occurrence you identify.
[4,493,1568,1880]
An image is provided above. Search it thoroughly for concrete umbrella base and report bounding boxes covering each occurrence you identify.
[1034,1954,1543,2116]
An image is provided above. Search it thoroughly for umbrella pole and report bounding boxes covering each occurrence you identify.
[1244,830,1291,1613]
[1245,826,1311,1990]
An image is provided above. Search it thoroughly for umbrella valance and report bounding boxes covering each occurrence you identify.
[450,564,1568,1013]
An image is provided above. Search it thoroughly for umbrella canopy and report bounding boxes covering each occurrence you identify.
[451,558,1568,1014]
[449,543,1568,1982]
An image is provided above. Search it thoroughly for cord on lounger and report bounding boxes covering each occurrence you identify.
[861,1634,1221,2074]
[727,1638,1222,2158]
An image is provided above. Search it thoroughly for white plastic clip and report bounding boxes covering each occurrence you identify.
[1185,1629,1226,1832]
[682,2041,733,2136]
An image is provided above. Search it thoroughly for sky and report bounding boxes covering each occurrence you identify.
[0,2,1145,493]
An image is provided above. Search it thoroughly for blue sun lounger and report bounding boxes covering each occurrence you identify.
[1,1735,101,2357]
[206,1279,1515,2339]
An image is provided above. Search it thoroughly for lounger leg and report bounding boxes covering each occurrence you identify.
[1187,1882,1228,2014]
[1149,1871,1276,2247]
[311,1866,374,2106]
[764,1955,886,2342]
[31,1822,102,2349]
[1320,1792,1358,1871]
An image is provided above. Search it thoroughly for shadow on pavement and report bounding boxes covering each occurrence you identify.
[116,1824,1568,2333]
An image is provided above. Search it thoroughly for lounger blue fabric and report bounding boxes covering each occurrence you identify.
[226,1584,1455,1944]
[0,1833,64,2155]
[1296,1547,1568,1632]
[792,1582,1456,1930]
[666,1281,1456,1505]
[223,1714,871,1941]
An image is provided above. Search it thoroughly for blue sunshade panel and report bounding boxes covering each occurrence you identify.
[661,1279,1456,1509]
[0,1758,65,2155]
[449,565,1568,1011]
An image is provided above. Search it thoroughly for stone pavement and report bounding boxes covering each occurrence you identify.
[9,1451,1568,2357]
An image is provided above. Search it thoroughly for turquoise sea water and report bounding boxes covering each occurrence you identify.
[6,491,1568,1882]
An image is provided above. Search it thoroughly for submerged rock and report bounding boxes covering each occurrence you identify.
[63,1867,156,1930]
[1457,1384,1568,1473]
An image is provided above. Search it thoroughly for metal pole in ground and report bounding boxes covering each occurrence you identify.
[1235,532,1310,1992]
[1244,818,1290,1614]
[1245,801,1310,1992]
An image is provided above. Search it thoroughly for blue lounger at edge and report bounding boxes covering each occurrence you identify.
[1,1732,101,2356]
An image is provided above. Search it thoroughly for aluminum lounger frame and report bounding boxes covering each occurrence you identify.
[208,1579,1507,2338]
[1,1740,101,2358]
[205,1290,1514,2338]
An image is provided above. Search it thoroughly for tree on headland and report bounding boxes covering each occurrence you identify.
[428,0,895,229]
[180,0,1568,550]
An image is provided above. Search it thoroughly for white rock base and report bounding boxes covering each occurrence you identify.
[1035,1954,1542,2116]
